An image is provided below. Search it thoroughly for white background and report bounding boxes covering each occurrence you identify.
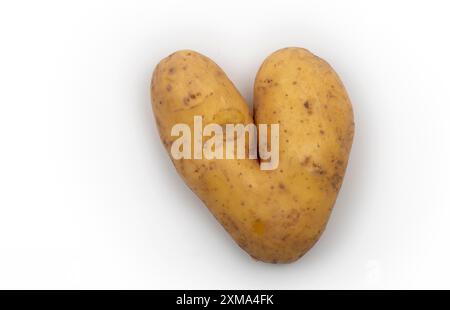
[0,0,449,289]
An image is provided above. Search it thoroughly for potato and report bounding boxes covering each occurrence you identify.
[150,48,354,263]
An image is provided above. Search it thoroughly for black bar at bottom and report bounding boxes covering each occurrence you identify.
[0,290,448,307]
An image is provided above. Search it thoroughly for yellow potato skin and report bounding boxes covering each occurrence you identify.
[151,48,354,263]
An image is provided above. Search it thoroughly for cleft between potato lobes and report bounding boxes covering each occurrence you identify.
[151,48,354,263]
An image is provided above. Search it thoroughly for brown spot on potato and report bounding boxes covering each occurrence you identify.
[166,84,172,92]
[327,91,336,99]
[284,209,300,227]
[222,213,239,232]
[303,101,312,114]
[330,173,343,191]
[312,162,326,175]
[252,220,265,236]
[301,156,311,166]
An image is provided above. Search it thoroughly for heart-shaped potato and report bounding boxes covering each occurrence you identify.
[151,48,354,263]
